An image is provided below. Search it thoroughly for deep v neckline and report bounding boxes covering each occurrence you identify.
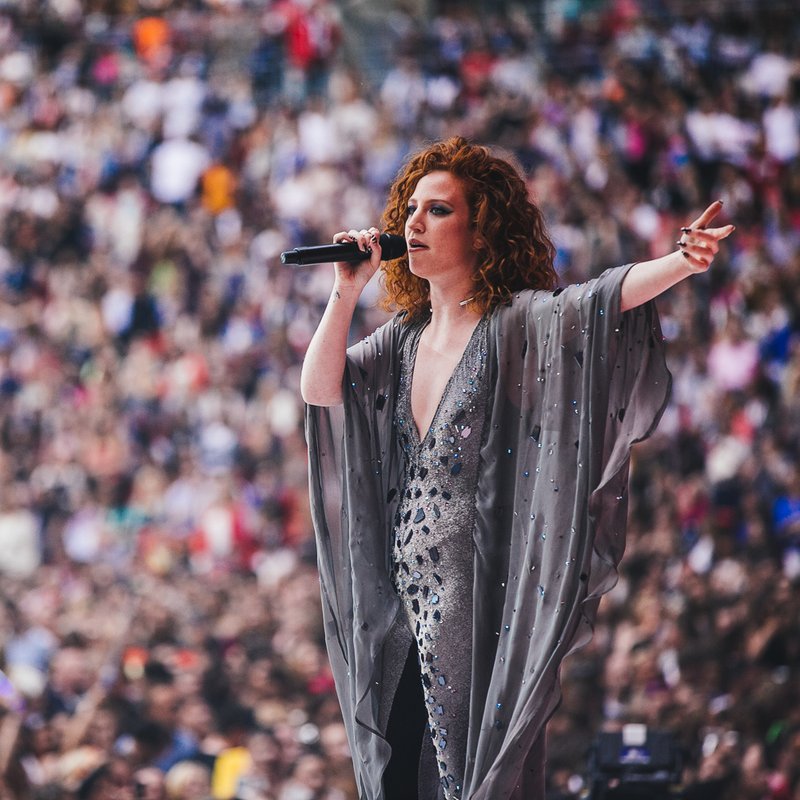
[407,315,485,445]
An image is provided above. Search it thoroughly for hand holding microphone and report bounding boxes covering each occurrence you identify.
[280,230,407,265]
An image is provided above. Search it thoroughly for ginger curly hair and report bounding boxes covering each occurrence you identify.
[380,136,557,321]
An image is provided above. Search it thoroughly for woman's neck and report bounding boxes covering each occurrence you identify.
[427,279,479,328]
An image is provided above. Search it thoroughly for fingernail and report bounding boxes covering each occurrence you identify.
[676,241,686,247]
[681,227,692,232]
[682,251,690,259]
[717,199,724,204]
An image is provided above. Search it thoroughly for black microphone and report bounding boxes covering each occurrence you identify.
[280,233,407,266]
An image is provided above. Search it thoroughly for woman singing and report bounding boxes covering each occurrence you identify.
[301,137,733,800]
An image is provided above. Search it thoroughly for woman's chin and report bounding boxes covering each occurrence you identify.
[407,254,432,279]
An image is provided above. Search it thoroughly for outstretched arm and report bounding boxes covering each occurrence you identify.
[620,201,735,312]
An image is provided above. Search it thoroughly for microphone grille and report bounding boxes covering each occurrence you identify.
[379,234,407,261]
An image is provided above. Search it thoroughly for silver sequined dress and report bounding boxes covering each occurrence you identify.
[391,314,490,800]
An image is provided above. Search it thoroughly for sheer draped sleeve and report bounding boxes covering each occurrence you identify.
[305,316,409,799]
[467,264,671,797]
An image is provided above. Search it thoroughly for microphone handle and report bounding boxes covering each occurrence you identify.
[281,241,369,266]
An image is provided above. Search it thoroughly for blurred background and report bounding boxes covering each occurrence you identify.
[0,0,799,798]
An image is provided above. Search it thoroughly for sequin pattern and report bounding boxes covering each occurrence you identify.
[391,315,489,800]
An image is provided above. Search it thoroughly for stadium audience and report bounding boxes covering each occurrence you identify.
[1,1,799,798]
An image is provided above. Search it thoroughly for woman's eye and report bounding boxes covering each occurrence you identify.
[407,204,451,217]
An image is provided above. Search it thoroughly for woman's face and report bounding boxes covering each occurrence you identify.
[405,170,478,283]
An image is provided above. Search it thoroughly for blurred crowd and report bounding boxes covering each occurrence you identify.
[0,0,799,798]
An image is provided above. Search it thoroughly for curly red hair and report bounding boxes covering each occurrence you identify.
[380,136,557,321]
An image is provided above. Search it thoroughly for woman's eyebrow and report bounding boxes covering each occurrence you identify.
[407,197,455,205]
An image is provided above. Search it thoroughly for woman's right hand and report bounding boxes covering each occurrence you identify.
[332,226,384,294]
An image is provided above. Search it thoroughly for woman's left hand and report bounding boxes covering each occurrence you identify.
[677,200,736,273]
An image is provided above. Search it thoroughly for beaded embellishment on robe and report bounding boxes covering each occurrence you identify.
[391,315,489,799]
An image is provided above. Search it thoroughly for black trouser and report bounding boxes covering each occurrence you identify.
[383,643,428,800]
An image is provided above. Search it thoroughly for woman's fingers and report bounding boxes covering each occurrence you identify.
[678,234,715,271]
[677,223,736,273]
[677,199,735,274]
[681,226,735,243]
[332,230,352,244]
[334,227,382,252]
[331,227,383,275]
[365,227,383,267]
[679,225,735,254]
[689,199,724,230]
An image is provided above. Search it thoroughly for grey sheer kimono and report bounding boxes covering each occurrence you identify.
[305,264,671,799]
